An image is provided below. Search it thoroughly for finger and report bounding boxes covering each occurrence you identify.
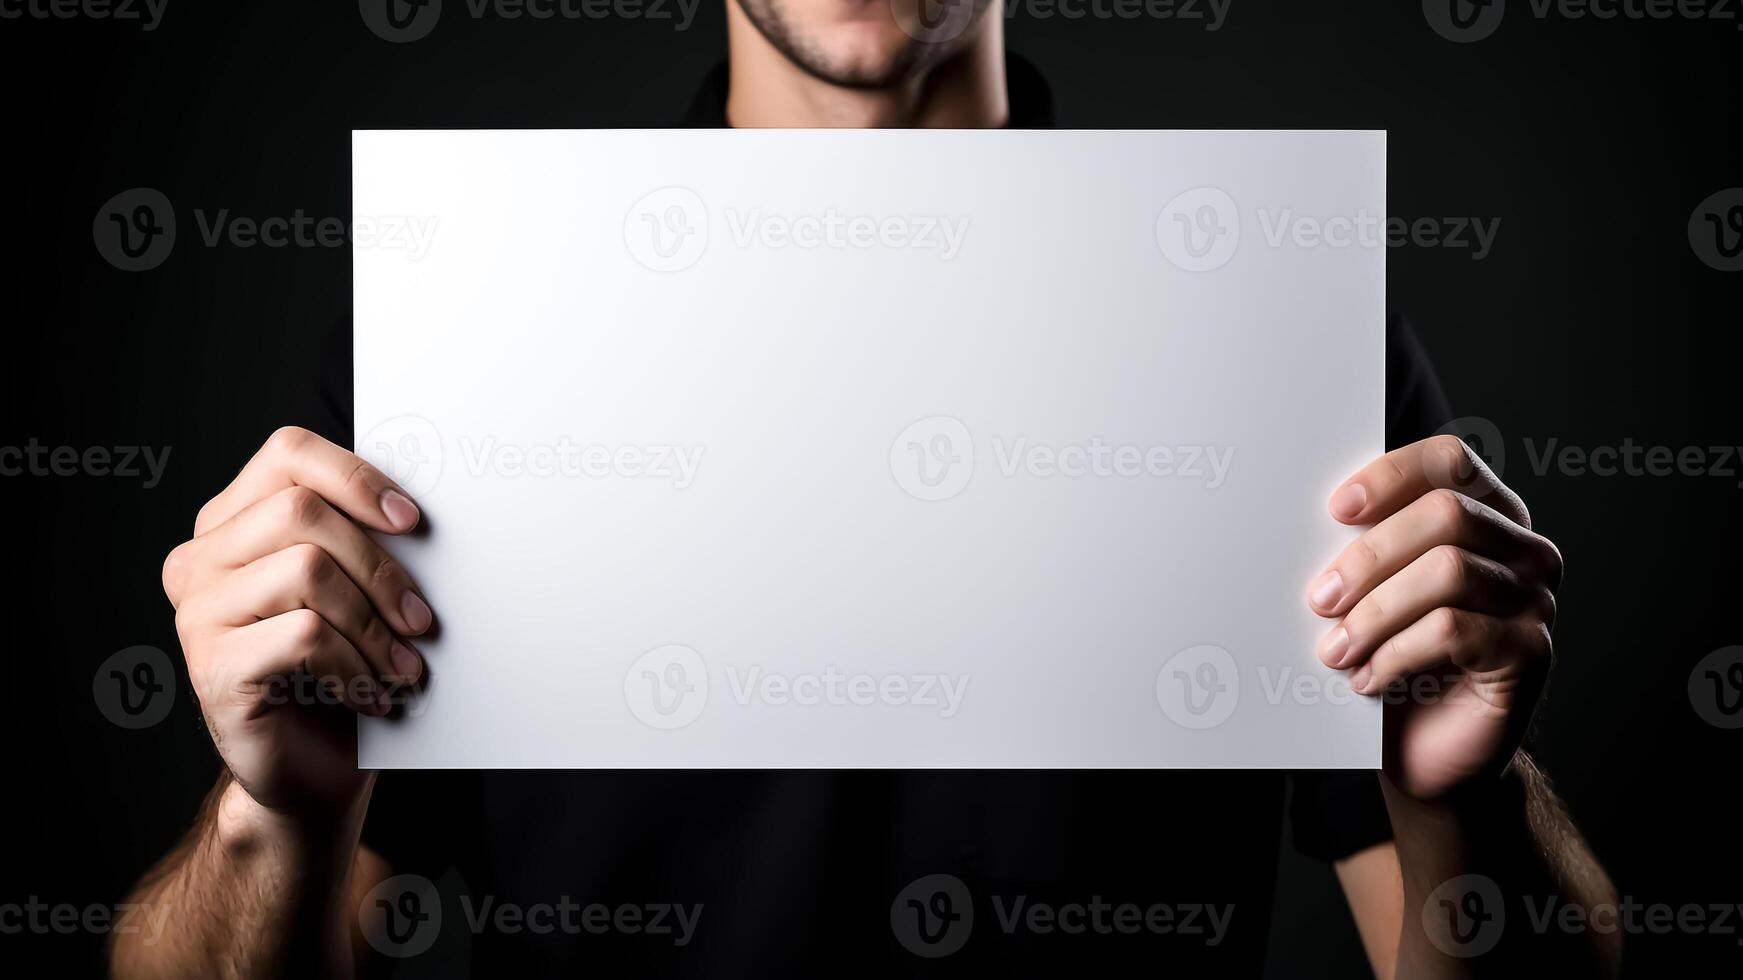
[1317,544,1551,669]
[195,426,420,538]
[1328,434,1530,530]
[194,608,388,717]
[1308,488,1564,618]
[179,543,424,684]
[186,486,433,637]
[1349,608,1552,697]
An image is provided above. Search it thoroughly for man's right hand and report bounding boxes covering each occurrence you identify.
[162,425,431,817]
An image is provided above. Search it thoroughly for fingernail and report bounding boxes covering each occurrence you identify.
[381,489,420,532]
[391,640,423,680]
[401,592,433,634]
[1330,483,1367,521]
[1349,663,1372,694]
[1309,569,1345,611]
[1319,627,1350,667]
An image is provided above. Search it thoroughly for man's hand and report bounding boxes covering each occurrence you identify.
[1306,434,1562,800]
[161,425,431,816]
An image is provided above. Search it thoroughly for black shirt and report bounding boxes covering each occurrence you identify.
[330,55,1453,977]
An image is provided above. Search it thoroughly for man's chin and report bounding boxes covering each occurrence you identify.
[793,24,935,88]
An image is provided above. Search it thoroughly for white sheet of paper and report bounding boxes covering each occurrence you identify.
[354,129,1385,769]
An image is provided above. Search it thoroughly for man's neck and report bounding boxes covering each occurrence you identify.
[724,4,1009,128]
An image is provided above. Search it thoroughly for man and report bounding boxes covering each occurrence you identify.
[114,1,1617,976]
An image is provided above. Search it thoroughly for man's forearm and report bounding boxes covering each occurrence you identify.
[111,772,376,980]
[1385,751,1618,979]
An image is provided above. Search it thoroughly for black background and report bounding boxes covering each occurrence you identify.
[3,1,1739,976]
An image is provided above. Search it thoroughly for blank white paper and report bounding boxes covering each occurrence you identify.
[354,128,1385,769]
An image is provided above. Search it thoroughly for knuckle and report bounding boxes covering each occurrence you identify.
[284,607,327,647]
[1535,587,1558,628]
[276,485,326,529]
[1372,634,1406,674]
[1430,606,1464,645]
[161,542,192,600]
[267,425,313,457]
[193,498,220,534]
[1381,454,1409,491]
[1430,433,1471,469]
[1425,487,1470,535]
[1542,539,1566,590]
[340,456,374,495]
[172,601,201,643]
[1345,537,1379,580]
[1347,598,1384,640]
[368,552,401,591]
[1527,621,1554,660]
[1430,543,1468,584]
[288,542,334,584]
